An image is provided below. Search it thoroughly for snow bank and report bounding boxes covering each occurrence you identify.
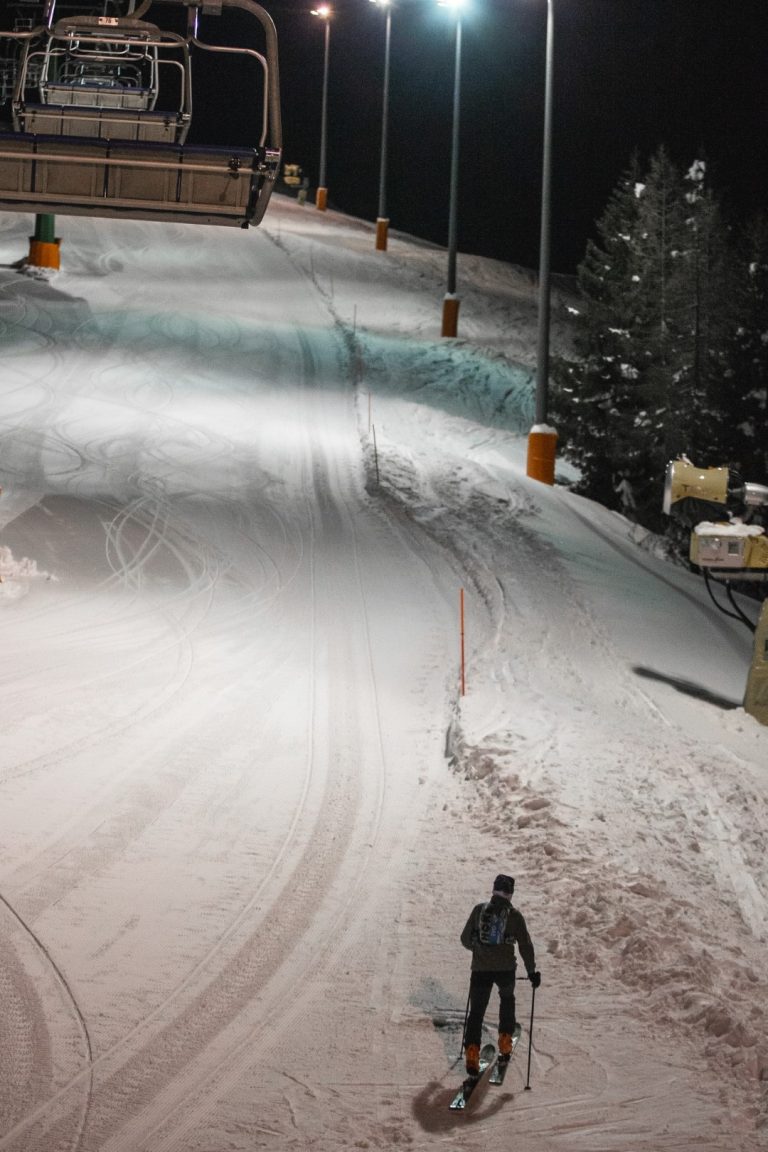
[0,545,53,599]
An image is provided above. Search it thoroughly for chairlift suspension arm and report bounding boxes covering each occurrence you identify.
[190,37,268,146]
[149,0,281,150]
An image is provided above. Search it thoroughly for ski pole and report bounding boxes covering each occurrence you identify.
[460,979,471,1056]
[524,982,536,1090]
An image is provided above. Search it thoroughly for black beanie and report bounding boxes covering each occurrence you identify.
[493,874,515,894]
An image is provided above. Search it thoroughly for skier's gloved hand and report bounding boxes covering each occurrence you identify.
[528,970,541,989]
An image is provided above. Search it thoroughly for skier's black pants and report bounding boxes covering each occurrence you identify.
[465,969,516,1047]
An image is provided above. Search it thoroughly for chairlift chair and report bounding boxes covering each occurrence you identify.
[0,0,282,228]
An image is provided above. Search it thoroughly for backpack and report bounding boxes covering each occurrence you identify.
[477,901,510,945]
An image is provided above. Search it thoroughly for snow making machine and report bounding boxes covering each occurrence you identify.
[0,0,282,228]
[663,457,768,725]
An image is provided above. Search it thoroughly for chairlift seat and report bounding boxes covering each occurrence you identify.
[44,85,152,110]
[20,101,184,143]
[51,16,164,43]
[0,0,282,229]
[0,131,279,226]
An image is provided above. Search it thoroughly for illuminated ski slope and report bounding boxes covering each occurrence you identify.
[0,199,766,1151]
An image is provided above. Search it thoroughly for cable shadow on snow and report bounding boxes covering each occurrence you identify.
[632,665,740,710]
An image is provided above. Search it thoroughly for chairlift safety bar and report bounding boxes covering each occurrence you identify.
[0,143,275,178]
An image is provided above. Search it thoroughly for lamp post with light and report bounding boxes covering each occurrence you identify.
[370,0,393,251]
[526,0,558,483]
[439,0,463,338]
[312,4,332,211]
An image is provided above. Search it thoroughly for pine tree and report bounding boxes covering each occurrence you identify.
[719,216,768,484]
[553,148,738,532]
[551,156,650,512]
[620,147,691,526]
[667,160,736,470]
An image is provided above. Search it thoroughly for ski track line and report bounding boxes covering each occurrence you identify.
[0,558,320,1149]
[0,314,69,481]
[1,487,224,783]
[7,641,301,936]
[122,315,449,1152]
[0,892,93,1152]
[2,502,304,906]
[0,453,292,640]
[67,326,374,1151]
[2,313,304,904]
[0,274,317,1147]
[2,626,313,1092]
[0,323,353,1151]
[38,321,377,1152]
[397,452,565,758]
[2,305,289,636]
[1,602,198,787]
[6,224,444,1151]
[116,426,396,1152]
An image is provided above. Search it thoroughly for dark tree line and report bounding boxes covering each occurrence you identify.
[552,147,768,534]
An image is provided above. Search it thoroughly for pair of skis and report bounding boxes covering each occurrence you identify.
[449,1023,522,1111]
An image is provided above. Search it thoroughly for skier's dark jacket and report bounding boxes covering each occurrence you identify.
[460,894,536,974]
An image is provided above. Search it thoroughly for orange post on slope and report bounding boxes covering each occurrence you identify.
[526,425,557,485]
[28,238,61,269]
[442,294,460,338]
[460,588,466,696]
[375,217,389,251]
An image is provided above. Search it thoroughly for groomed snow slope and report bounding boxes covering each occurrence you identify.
[0,197,766,1152]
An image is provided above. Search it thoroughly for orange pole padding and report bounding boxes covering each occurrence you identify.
[375,217,389,251]
[28,238,61,270]
[316,186,328,211]
[526,426,558,485]
[460,587,466,696]
[442,294,460,338]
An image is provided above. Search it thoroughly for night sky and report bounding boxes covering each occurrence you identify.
[265,0,768,274]
[1,1,765,274]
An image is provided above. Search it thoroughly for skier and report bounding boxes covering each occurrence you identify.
[460,873,541,1078]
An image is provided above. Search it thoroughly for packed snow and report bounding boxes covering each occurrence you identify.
[0,195,766,1152]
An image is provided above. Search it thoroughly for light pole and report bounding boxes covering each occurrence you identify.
[312,4,332,211]
[439,0,463,337]
[370,0,392,251]
[526,0,558,483]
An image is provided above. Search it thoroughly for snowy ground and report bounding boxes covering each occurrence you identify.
[0,195,766,1152]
